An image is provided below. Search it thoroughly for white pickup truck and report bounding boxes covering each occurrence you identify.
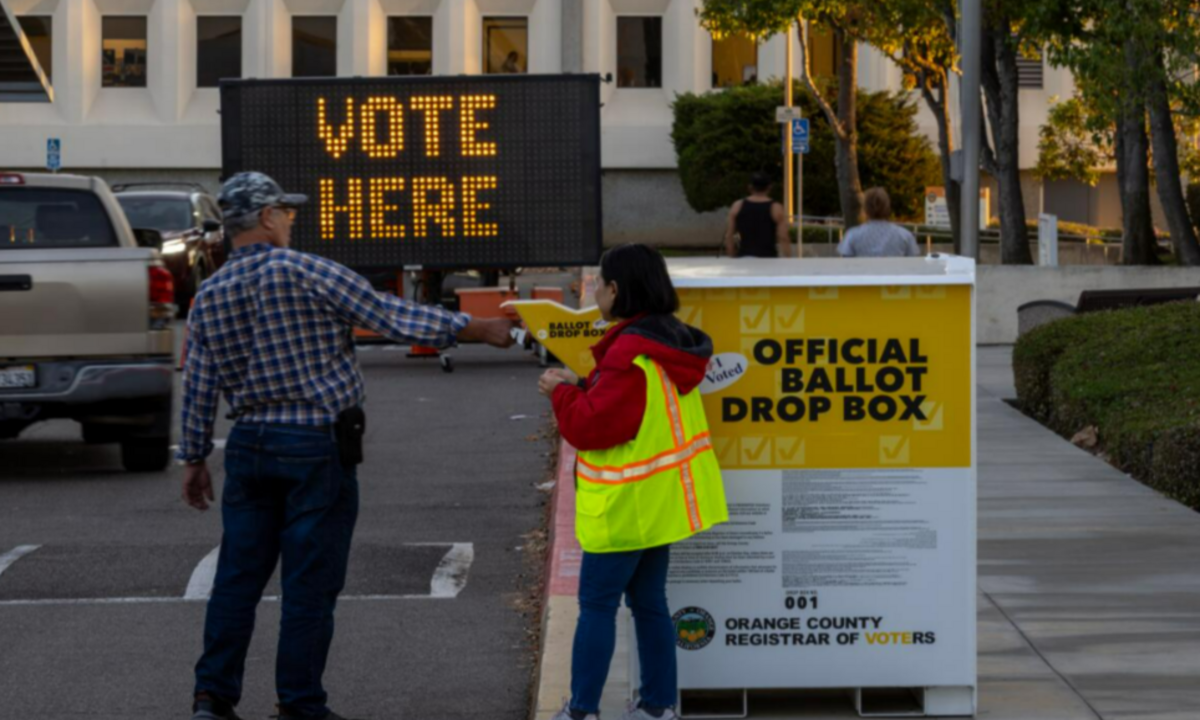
[0,172,177,472]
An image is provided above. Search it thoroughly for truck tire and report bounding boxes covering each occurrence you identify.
[0,422,28,440]
[121,437,171,473]
[82,423,122,444]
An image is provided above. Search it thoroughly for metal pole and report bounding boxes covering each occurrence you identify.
[960,0,982,259]
[785,24,794,225]
[797,135,804,257]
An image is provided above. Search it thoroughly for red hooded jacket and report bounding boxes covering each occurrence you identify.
[551,313,714,451]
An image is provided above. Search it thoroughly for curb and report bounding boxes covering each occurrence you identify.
[532,441,632,720]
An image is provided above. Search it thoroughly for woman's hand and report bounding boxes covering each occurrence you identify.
[551,368,579,386]
[539,368,577,397]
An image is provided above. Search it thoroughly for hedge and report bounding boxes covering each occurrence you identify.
[1013,301,1200,510]
[671,82,941,221]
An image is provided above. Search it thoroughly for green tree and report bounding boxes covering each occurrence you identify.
[672,82,939,221]
[698,0,873,227]
[865,0,962,251]
[1035,96,1111,187]
[979,0,1037,264]
[1031,0,1200,265]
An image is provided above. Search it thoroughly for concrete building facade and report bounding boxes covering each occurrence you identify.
[0,0,1122,247]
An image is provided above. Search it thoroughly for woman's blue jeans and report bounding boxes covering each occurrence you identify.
[571,544,677,714]
[194,423,358,719]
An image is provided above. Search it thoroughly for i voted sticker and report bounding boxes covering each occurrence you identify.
[700,353,748,395]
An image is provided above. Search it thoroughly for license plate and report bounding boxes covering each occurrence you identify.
[0,365,36,389]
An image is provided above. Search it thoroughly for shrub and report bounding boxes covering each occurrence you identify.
[1013,302,1200,510]
[1151,426,1200,510]
[672,81,940,222]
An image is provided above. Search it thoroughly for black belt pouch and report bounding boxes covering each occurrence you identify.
[335,407,366,467]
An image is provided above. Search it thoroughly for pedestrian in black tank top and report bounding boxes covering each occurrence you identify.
[724,173,792,258]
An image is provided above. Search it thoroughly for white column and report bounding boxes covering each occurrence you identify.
[529,0,561,74]
[338,0,361,75]
[59,0,103,122]
[433,0,465,74]
[367,0,386,76]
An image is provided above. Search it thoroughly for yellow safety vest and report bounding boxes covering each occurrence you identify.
[575,355,728,553]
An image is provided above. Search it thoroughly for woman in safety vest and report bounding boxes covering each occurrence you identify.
[539,244,728,720]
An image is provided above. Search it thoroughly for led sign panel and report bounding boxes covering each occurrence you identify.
[220,75,602,269]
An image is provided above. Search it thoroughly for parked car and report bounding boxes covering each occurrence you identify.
[114,183,225,315]
[0,172,176,472]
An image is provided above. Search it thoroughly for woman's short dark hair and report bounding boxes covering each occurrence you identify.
[600,244,680,318]
[864,187,892,220]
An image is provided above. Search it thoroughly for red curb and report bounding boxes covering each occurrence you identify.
[546,440,581,597]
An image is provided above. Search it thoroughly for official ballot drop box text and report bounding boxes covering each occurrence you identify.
[656,257,977,717]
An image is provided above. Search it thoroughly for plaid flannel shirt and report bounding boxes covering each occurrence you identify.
[177,243,470,462]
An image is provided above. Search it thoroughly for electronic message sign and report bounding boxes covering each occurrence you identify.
[220,75,602,270]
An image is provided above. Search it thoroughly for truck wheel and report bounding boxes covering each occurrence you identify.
[82,423,122,444]
[121,437,171,473]
[0,422,28,440]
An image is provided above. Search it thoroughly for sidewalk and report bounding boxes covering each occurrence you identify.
[533,347,1200,719]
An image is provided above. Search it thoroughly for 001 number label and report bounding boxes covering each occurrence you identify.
[785,595,818,610]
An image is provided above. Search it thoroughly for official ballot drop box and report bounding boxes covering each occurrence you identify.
[657,257,977,717]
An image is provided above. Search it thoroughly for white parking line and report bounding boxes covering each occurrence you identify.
[0,542,475,606]
[0,594,459,607]
[428,543,475,598]
[183,546,221,600]
[0,545,39,580]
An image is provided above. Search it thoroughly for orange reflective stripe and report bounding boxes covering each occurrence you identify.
[578,435,712,485]
[656,363,687,446]
[655,362,703,529]
[679,462,702,532]
[577,431,711,474]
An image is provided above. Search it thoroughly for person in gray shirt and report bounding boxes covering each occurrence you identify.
[838,187,922,257]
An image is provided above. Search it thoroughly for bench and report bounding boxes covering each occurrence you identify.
[1017,287,1200,337]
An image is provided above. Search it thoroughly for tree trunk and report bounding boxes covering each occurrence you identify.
[980,12,1033,265]
[1146,51,1200,265]
[836,30,865,228]
[932,87,963,254]
[1116,105,1161,265]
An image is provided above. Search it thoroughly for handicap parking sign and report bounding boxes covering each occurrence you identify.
[791,119,810,154]
[46,138,61,171]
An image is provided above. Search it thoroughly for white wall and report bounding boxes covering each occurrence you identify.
[0,0,1070,175]
[977,266,1200,344]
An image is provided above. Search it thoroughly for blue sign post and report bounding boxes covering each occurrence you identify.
[46,138,61,172]
[791,119,810,154]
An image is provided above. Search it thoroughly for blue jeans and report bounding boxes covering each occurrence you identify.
[571,545,677,714]
[194,423,359,719]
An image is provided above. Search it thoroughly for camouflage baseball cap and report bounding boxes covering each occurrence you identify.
[218,172,307,222]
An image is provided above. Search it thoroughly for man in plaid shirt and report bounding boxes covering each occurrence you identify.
[182,172,515,720]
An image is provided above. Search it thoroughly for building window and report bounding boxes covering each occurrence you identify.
[483,17,527,74]
[1016,55,1043,89]
[616,17,662,88]
[712,33,756,88]
[197,17,242,88]
[387,17,433,76]
[17,17,52,84]
[805,23,842,81]
[293,16,337,78]
[102,17,148,88]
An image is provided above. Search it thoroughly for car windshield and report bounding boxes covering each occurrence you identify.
[0,188,118,249]
[117,196,194,232]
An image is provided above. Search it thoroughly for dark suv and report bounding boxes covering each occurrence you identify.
[114,183,226,315]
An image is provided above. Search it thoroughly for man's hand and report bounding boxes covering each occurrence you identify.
[183,461,215,511]
[459,317,518,348]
